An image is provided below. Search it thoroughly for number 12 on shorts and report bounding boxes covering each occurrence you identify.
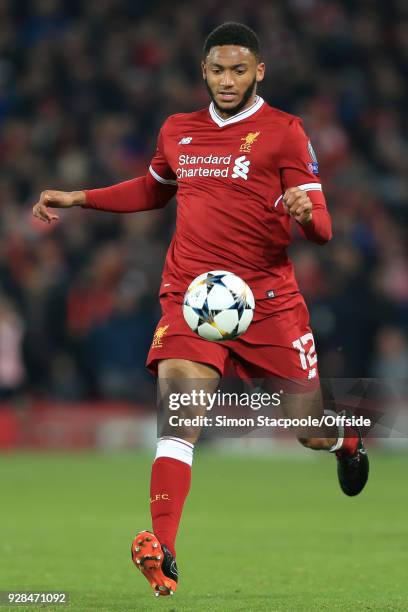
[292,333,317,371]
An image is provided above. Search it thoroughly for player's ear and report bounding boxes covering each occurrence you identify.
[201,60,207,80]
[256,62,265,83]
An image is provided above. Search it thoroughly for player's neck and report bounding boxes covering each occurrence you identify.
[214,94,259,120]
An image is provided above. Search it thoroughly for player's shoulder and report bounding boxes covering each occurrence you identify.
[262,102,304,130]
[161,108,209,132]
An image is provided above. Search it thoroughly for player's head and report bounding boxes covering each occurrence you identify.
[202,22,265,117]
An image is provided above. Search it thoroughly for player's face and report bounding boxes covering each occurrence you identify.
[202,45,265,117]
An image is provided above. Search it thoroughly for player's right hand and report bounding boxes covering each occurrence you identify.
[32,190,85,223]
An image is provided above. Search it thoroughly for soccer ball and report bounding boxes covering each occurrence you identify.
[183,271,255,341]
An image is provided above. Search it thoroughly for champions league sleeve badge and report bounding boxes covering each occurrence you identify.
[307,140,319,175]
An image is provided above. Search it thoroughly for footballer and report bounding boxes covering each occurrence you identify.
[32,23,369,598]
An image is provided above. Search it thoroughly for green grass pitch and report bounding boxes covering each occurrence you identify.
[0,449,407,611]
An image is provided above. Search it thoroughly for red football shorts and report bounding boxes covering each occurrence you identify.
[146,291,319,390]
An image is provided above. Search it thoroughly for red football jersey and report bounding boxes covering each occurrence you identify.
[149,96,331,299]
[85,96,331,300]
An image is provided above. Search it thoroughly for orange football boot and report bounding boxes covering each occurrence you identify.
[131,530,178,597]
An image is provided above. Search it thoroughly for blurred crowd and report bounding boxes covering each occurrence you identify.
[0,0,407,402]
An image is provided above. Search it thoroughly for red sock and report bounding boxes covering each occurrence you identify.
[150,457,191,557]
[336,426,359,456]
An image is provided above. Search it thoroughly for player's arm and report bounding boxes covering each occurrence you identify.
[83,170,177,212]
[278,118,332,245]
[32,126,177,223]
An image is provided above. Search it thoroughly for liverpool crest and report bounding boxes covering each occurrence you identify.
[240,131,260,152]
[151,324,169,348]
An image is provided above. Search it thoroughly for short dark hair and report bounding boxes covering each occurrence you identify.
[203,22,260,60]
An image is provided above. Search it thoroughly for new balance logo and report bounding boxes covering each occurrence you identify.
[232,155,250,180]
[179,136,192,144]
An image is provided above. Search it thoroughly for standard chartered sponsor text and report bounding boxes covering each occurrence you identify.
[177,153,231,178]
[178,154,231,165]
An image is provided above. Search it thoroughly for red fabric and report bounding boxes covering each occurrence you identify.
[146,292,320,391]
[152,105,332,300]
[83,172,176,213]
[83,101,332,302]
[280,118,332,245]
[336,426,359,456]
[150,457,191,557]
[296,191,332,245]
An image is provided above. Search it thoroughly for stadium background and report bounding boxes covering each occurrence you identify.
[1,2,408,610]
[1,0,407,409]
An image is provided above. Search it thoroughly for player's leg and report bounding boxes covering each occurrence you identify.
[231,293,369,496]
[150,358,220,558]
[270,298,369,495]
[132,358,220,596]
[275,383,368,495]
[277,384,337,449]
[132,293,227,596]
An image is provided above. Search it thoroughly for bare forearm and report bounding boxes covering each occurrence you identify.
[70,191,86,206]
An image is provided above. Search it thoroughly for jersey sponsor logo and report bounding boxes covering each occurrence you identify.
[178,154,231,165]
[179,136,193,144]
[175,153,251,181]
[240,131,260,152]
[232,155,251,180]
[177,154,230,178]
[151,324,169,348]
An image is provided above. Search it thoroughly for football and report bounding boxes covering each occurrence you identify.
[182,270,255,341]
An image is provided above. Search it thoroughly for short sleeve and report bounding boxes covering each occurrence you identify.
[279,117,322,192]
[149,125,177,186]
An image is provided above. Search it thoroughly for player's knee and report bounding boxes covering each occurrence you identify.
[158,358,219,380]
[158,359,191,379]
[298,436,328,450]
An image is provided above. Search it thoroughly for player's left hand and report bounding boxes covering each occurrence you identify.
[283,187,312,225]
